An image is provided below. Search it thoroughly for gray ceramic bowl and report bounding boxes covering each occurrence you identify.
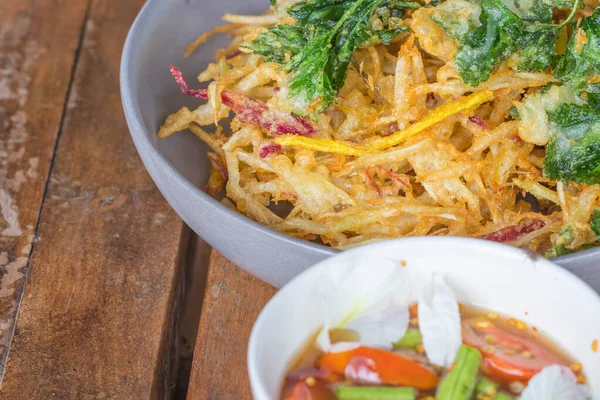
[121,0,600,289]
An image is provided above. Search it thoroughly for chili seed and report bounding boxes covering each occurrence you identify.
[416,344,425,354]
[485,334,497,345]
[305,377,316,387]
[571,363,582,373]
[487,312,498,320]
[476,321,490,329]
[483,345,496,354]
[509,381,525,394]
[521,350,532,358]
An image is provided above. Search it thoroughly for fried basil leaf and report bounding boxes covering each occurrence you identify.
[544,101,600,184]
[244,0,418,116]
[242,24,313,64]
[553,7,600,91]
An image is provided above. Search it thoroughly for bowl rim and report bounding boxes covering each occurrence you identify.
[247,236,600,399]
[119,0,599,270]
[119,0,338,258]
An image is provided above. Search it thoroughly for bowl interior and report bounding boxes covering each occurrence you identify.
[130,0,266,189]
[248,238,600,399]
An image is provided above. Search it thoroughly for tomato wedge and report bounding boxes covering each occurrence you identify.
[283,380,336,400]
[318,346,439,390]
[462,319,563,383]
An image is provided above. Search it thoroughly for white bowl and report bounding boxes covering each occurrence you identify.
[248,237,600,399]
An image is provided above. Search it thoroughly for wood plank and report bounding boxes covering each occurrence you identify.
[0,0,189,398]
[187,251,276,400]
[0,0,88,378]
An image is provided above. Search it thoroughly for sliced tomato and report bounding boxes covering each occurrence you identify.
[462,319,563,383]
[318,346,439,390]
[409,303,419,318]
[283,380,336,400]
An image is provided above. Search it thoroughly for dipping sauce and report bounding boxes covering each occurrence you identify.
[281,304,587,400]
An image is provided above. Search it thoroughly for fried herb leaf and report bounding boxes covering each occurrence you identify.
[546,225,575,257]
[544,101,600,184]
[454,0,522,87]
[288,0,354,28]
[514,28,557,72]
[242,24,313,64]
[591,209,600,241]
[244,0,418,116]
[445,0,579,86]
[553,7,600,91]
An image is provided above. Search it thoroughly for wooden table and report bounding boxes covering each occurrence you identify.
[187,252,275,400]
[0,0,275,398]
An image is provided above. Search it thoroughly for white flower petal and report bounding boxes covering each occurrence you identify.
[520,364,588,400]
[345,297,409,349]
[418,274,461,367]
[329,342,361,353]
[313,256,411,352]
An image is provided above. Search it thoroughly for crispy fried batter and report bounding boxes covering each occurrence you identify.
[159,5,600,252]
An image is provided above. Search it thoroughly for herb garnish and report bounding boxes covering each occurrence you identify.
[243,0,419,116]
[442,0,581,87]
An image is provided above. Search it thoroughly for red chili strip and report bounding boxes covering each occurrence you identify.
[365,168,383,197]
[468,115,488,128]
[169,66,209,99]
[259,143,283,158]
[374,166,410,192]
[170,66,316,137]
[479,219,545,243]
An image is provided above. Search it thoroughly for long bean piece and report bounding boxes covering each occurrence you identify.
[435,345,482,400]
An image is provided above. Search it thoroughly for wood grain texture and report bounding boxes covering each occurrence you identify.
[0,0,189,398]
[0,0,88,378]
[187,251,276,400]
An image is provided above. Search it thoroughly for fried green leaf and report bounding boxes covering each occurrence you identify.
[553,7,600,91]
[546,225,576,257]
[591,210,600,241]
[244,0,418,116]
[241,24,313,64]
[444,0,579,86]
[544,102,600,184]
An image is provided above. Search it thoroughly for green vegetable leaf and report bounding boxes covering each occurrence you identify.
[244,0,418,116]
[501,0,553,23]
[544,101,600,184]
[443,0,579,86]
[241,24,313,64]
[288,0,354,29]
[554,7,600,92]
[546,225,575,257]
[454,0,522,87]
[591,209,600,241]
[513,28,557,72]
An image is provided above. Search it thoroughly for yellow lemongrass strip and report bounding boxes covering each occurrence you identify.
[275,91,494,156]
[185,24,243,58]
[365,90,495,151]
[274,135,366,156]
[512,179,560,205]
